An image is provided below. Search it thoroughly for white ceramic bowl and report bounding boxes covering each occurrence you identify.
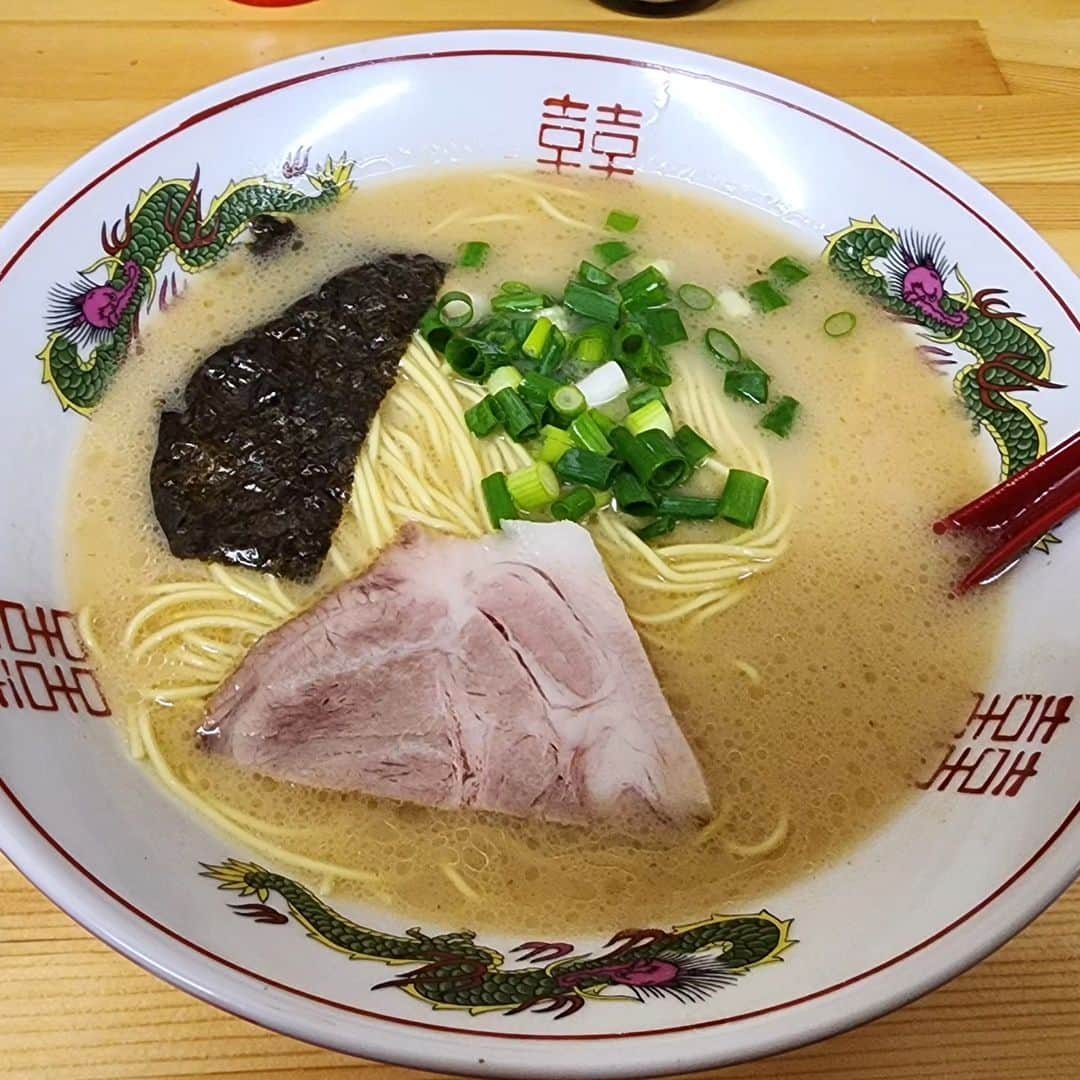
[1,30,1077,1078]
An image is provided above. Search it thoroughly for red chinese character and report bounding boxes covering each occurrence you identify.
[537,93,590,173]
[917,744,1006,795]
[0,599,84,660]
[595,103,643,129]
[15,660,109,716]
[542,94,589,122]
[589,103,643,177]
[991,750,1041,796]
[1029,695,1072,744]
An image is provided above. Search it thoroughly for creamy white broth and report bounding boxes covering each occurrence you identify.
[67,171,1001,933]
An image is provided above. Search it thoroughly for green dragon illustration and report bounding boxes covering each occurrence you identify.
[200,860,794,1020]
[38,149,354,413]
[826,219,1062,479]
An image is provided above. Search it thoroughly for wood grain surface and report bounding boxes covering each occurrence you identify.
[1,2,1078,1077]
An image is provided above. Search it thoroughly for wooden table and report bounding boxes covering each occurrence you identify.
[2,1,1078,1077]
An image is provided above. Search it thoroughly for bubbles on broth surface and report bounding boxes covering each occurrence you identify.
[67,171,1003,934]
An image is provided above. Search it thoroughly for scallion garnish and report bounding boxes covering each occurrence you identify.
[677,283,715,311]
[606,209,639,233]
[769,255,810,286]
[445,336,490,381]
[610,427,690,491]
[717,469,769,527]
[536,424,575,464]
[618,265,670,312]
[594,240,634,266]
[615,326,671,387]
[459,241,490,269]
[418,309,453,354]
[613,471,657,517]
[639,306,688,347]
[563,281,621,325]
[436,291,475,328]
[554,447,621,490]
[494,386,540,442]
[627,386,668,412]
[464,397,502,439]
[760,395,800,438]
[637,515,676,541]
[519,371,562,416]
[551,486,597,522]
[569,411,613,456]
[481,472,518,529]
[724,363,770,406]
[549,384,587,422]
[674,424,715,466]
[506,462,560,512]
[522,317,554,361]
[500,281,532,295]
[704,327,742,366]
[655,494,721,520]
[537,324,567,377]
[491,291,547,313]
[578,260,617,290]
[745,280,789,313]
[625,399,674,438]
[824,311,857,337]
[486,365,524,396]
[588,408,616,436]
[571,325,613,367]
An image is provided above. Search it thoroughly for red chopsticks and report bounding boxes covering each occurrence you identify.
[934,430,1080,593]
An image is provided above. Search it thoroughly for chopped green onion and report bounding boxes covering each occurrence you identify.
[588,408,616,436]
[627,386,668,412]
[522,317,554,361]
[554,447,621,490]
[494,387,539,441]
[551,486,597,522]
[594,240,634,266]
[550,384,587,421]
[724,364,770,406]
[718,469,769,527]
[492,290,546,313]
[615,326,671,387]
[578,260,616,290]
[419,309,453,354]
[519,371,562,415]
[507,462,560,512]
[625,398,674,438]
[677,283,715,311]
[569,411,613,456]
[606,209,639,233]
[618,265,670,312]
[500,281,532,295]
[458,241,490,269]
[613,472,657,517]
[445,336,490,381]
[704,327,742,366]
[571,325,613,367]
[674,424,715,466]
[563,281,621,325]
[537,325,567,377]
[576,360,628,407]
[746,280,789,313]
[769,255,810,286]
[639,306,688,347]
[464,397,502,439]
[637,516,676,541]
[824,310,857,337]
[760,395,800,438]
[436,291,475,328]
[486,365,524,396]
[655,495,721,520]
[536,424,575,464]
[610,427,690,491]
[481,472,518,529]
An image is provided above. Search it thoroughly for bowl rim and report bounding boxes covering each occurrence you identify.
[1,28,1078,1077]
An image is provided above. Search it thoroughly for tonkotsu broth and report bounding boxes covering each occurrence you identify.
[67,171,1002,934]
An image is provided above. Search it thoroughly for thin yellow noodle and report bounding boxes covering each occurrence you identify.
[141,580,216,596]
[695,796,734,846]
[138,706,376,883]
[492,171,599,202]
[122,589,234,647]
[200,791,315,839]
[184,632,242,657]
[328,546,351,575]
[385,502,462,533]
[208,565,291,619]
[76,606,99,656]
[145,683,222,704]
[733,658,762,685]
[133,613,272,659]
[359,455,395,540]
[428,207,470,235]
[464,213,521,225]
[689,588,749,625]
[619,567,755,592]
[531,193,599,233]
[174,645,223,675]
[441,863,480,902]
[630,589,733,625]
[724,814,790,859]
[263,575,295,615]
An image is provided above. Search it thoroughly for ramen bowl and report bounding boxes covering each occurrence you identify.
[1,30,1077,1078]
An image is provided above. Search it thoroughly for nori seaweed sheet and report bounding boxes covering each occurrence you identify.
[247,214,301,257]
[150,252,445,581]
